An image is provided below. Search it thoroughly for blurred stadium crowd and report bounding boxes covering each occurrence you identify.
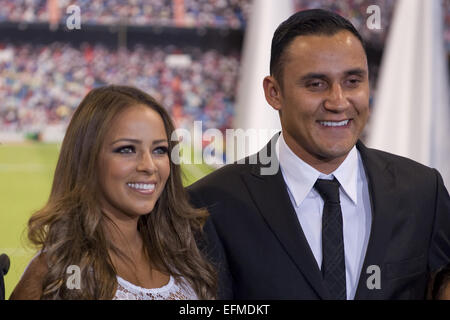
[294,0,450,48]
[0,43,239,134]
[294,0,395,46]
[0,0,252,29]
[0,0,449,138]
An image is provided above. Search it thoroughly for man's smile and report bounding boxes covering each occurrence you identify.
[318,119,351,127]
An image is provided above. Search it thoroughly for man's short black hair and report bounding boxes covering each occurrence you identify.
[270,9,366,84]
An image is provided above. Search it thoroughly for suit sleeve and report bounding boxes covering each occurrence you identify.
[187,188,234,299]
[428,169,450,273]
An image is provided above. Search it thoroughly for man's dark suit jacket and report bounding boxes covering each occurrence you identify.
[187,135,450,299]
[0,273,4,300]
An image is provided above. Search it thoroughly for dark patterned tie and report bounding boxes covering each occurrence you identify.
[314,178,347,300]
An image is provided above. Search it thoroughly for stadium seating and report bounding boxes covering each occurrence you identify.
[0,42,239,136]
[0,0,251,29]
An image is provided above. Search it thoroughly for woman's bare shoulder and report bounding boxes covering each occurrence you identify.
[9,252,48,300]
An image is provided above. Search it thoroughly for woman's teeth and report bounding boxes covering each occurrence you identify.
[127,183,155,191]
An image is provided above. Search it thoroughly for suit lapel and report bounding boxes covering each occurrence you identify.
[241,135,329,299]
[354,141,398,299]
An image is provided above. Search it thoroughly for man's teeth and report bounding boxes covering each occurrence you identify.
[319,120,349,127]
[127,183,155,190]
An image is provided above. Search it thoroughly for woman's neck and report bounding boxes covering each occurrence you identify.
[102,210,143,257]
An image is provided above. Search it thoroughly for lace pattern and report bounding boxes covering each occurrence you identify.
[113,275,198,300]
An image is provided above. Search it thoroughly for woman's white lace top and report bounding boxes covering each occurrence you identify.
[113,275,198,300]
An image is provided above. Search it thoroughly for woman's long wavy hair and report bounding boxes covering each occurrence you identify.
[27,85,217,299]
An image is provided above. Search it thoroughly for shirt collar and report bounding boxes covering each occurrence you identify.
[331,144,358,205]
[276,133,359,207]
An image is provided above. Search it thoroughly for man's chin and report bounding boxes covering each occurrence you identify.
[316,143,354,162]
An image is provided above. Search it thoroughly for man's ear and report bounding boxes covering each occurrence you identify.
[263,76,282,111]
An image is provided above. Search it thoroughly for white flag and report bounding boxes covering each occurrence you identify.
[234,0,294,156]
[367,0,450,188]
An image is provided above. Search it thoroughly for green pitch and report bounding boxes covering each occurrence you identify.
[0,143,214,299]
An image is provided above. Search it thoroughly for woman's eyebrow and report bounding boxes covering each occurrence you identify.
[152,139,169,145]
[110,138,168,145]
[110,138,141,145]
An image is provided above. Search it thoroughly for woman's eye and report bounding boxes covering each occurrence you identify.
[114,146,135,154]
[153,146,169,155]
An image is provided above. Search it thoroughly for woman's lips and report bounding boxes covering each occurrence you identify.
[126,182,156,195]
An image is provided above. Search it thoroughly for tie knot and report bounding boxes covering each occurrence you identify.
[314,178,341,204]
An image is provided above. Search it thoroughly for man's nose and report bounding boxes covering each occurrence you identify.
[324,83,350,112]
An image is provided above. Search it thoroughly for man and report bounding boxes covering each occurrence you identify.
[187,9,450,299]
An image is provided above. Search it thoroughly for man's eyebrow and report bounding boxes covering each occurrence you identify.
[345,68,367,76]
[299,73,328,82]
[299,68,367,82]
[110,138,168,145]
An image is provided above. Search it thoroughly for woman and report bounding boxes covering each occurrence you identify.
[10,85,217,299]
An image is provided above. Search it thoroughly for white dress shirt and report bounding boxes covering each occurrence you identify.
[276,133,372,299]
